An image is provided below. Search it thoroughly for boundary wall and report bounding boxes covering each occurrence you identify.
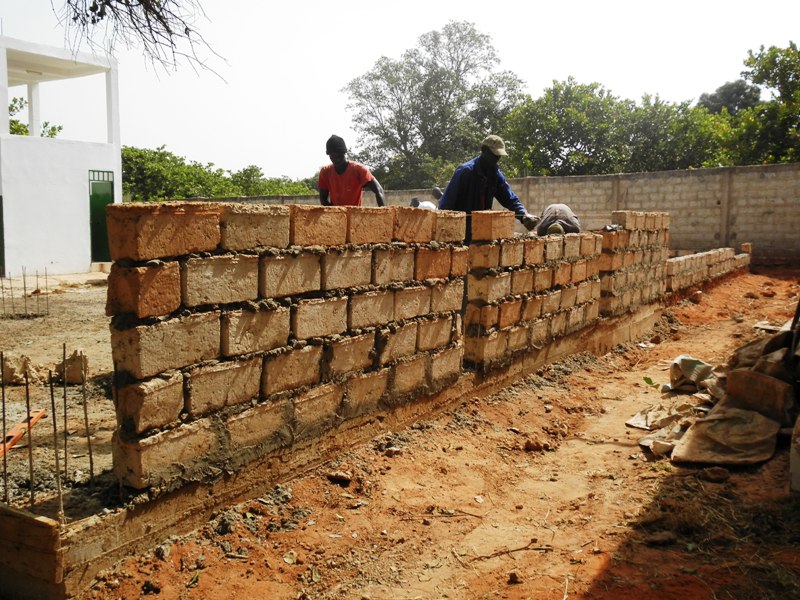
[0,203,751,599]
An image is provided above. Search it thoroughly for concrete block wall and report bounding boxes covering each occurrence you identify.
[463,211,603,372]
[597,211,670,317]
[106,202,467,490]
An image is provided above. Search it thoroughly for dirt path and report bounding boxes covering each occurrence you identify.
[48,266,796,600]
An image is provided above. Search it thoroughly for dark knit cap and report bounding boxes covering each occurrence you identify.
[326,135,347,155]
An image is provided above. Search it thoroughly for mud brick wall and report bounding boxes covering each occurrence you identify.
[666,248,751,292]
[463,211,603,372]
[105,202,467,490]
[593,211,669,317]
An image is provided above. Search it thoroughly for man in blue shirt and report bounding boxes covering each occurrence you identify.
[438,135,539,242]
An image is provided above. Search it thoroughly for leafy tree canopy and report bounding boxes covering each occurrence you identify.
[8,97,63,138]
[697,80,761,115]
[122,145,313,201]
[344,20,524,189]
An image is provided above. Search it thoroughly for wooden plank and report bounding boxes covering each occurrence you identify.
[0,504,63,583]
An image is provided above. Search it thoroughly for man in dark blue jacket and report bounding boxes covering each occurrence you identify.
[438,135,538,242]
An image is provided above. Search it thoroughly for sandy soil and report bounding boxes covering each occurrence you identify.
[1,266,798,599]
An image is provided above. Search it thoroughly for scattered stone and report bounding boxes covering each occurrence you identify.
[154,544,171,561]
[761,289,777,298]
[699,466,730,483]
[325,470,353,486]
[744,291,758,299]
[141,580,161,595]
[524,438,544,452]
[384,447,403,457]
[508,571,523,584]
[689,291,703,304]
[544,404,553,413]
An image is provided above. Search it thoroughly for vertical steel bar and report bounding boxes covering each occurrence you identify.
[80,352,94,483]
[35,270,40,316]
[22,267,27,317]
[49,372,65,523]
[9,275,15,316]
[62,343,68,481]
[24,372,34,507]
[1,351,7,504]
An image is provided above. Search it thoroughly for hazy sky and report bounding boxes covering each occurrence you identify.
[1,1,798,180]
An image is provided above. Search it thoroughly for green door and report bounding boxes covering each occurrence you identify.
[89,173,114,262]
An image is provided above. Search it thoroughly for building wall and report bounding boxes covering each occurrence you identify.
[0,134,122,275]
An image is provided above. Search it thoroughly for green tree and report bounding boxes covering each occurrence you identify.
[697,80,761,115]
[344,21,524,188]
[724,42,800,164]
[504,78,630,176]
[8,97,63,138]
[229,165,314,196]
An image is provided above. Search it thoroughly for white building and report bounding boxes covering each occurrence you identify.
[0,36,121,276]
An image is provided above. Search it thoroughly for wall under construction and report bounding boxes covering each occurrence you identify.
[0,202,751,599]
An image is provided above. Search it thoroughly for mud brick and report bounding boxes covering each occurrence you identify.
[553,261,572,287]
[294,383,344,439]
[471,211,515,241]
[349,290,394,329]
[524,238,545,265]
[600,295,622,315]
[500,240,525,267]
[452,313,463,342]
[529,318,548,346]
[560,285,578,310]
[431,279,465,314]
[598,251,623,272]
[182,254,259,307]
[567,305,585,333]
[498,299,523,329]
[533,267,553,292]
[585,299,600,322]
[575,281,593,305]
[468,243,500,269]
[107,202,221,261]
[106,261,181,318]
[112,419,218,489]
[373,247,415,285]
[541,289,562,315]
[417,317,453,352]
[544,237,563,262]
[226,399,292,454]
[645,212,657,230]
[395,286,432,320]
[186,357,262,416]
[322,249,372,290]
[393,354,430,396]
[416,247,452,280]
[662,213,671,229]
[653,213,664,230]
[628,229,641,247]
[464,330,508,363]
[507,325,529,352]
[740,242,753,254]
[342,369,390,419]
[623,250,636,268]
[522,295,544,321]
[329,333,375,376]
[562,233,581,259]
[571,259,588,283]
[578,234,593,257]
[434,210,467,242]
[262,346,322,395]
[549,310,568,338]
[293,297,347,339]
[377,322,418,364]
[611,210,634,229]
[290,205,347,246]
[431,345,463,383]
[468,272,511,304]
[594,234,604,256]
[450,246,469,276]
[633,249,645,266]
[347,207,394,244]
[600,272,618,293]
[591,279,602,301]
[393,206,435,243]
[116,372,184,435]
[222,306,290,356]
[220,204,290,250]
[511,269,534,295]
[260,253,320,298]
[112,312,220,379]
[465,303,499,329]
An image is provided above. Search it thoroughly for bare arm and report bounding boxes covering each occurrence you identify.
[364,178,385,207]
[319,189,331,206]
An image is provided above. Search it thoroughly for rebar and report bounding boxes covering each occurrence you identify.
[35,271,40,316]
[24,372,34,507]
[49,372,65,524]
[62,343,68,481]
[9,275,14,315]
[80,353,94,483]
[22,267,27,317]
[1,351,7,504]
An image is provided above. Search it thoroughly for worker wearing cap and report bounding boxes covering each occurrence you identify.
[536,204,582,236]
[438,134,538,242]
[318,135,385,207]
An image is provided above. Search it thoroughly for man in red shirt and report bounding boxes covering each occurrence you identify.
[318,135,385,207]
